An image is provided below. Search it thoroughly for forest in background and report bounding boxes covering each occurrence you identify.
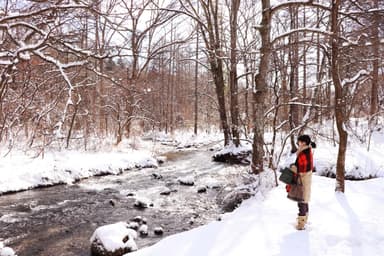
[0,0,383,191]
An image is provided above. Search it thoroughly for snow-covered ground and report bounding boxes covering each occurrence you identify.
[86,127,384,256]
[126,175,384,256]
[1,125,384,255]
[279,129,384,179]
[1,125,383,195]
[0,130,224,195]
[0,146,158,194]
[144,129,223,148]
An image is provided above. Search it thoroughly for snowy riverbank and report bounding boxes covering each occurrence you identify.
[0,131,223,195]
[1,127,384,195]
[0,138,160,195]
[127,175,384,256]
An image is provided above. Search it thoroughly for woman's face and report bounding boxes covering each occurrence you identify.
[297,140,305,147]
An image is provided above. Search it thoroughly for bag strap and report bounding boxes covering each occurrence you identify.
[296,174,303,185]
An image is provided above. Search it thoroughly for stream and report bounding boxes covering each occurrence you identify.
[0,148,249,256]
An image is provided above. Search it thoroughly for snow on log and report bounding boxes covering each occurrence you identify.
[212,143,252,165]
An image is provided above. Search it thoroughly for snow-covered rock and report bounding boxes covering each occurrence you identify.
[138,224,149,237]
[153,227,164,236]
[197,186,207,193]
[127,222,139,230]
[130,216,143,223]
[221,188,253,213]
[90,222,138,256]
[0,242,17,256]
[159,188,172,195]
[177,176,195,186]
[202,177,222,189]
[151,173,163,180]
[212,142,252,164]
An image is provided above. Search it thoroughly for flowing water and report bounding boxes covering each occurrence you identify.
[0,148,248,256]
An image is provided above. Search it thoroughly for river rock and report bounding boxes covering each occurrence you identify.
[160,188,172,196]
[153,227,164,236]
[138,224,148,237]
[14,204,32,213]
[0,242,17,256]
[177,176,195,186]
[221,189,253,212]
[133,198,151,209]
[152,173,163,180]
[109,200,116,207]
[204,178,222,190]
[156,156,167,164]
[90,222,137,256]
[127,222,139,230]
[197,186,207,193]
[131,216,143,223]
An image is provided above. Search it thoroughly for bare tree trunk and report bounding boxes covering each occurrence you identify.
[302,7,307,101]
[194,26,199,135]
[251,0,271,174]
[116,103,123,145]
[244,56,251,137]
[196,0,231,145]
[370,0,379,124]
[229,0,241,146]
[331,0,347,193]
[288,5,299,152]
[212,60,231,145]
[368,0,380,151]
[66,102,79,149]
[315,8,321,123]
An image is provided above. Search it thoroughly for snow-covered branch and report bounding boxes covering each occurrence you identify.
[270,1,331,15]
[271,27,333,45]
[341,70,370,87]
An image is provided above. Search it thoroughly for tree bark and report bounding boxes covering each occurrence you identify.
[66,102,79,149]
[229,0,241,147]
[251,0,271,174]
[211,60,231,145]
[198,0,231,145]
[370,0,379,124]
[288,5,299,152]
[331,0,347,193]
[194,25,199,135]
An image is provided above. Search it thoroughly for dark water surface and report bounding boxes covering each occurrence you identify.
[0,149,246,256]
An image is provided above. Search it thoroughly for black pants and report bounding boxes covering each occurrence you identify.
[298,202,309,216]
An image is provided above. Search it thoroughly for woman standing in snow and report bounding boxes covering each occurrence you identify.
[291,134,316,230]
